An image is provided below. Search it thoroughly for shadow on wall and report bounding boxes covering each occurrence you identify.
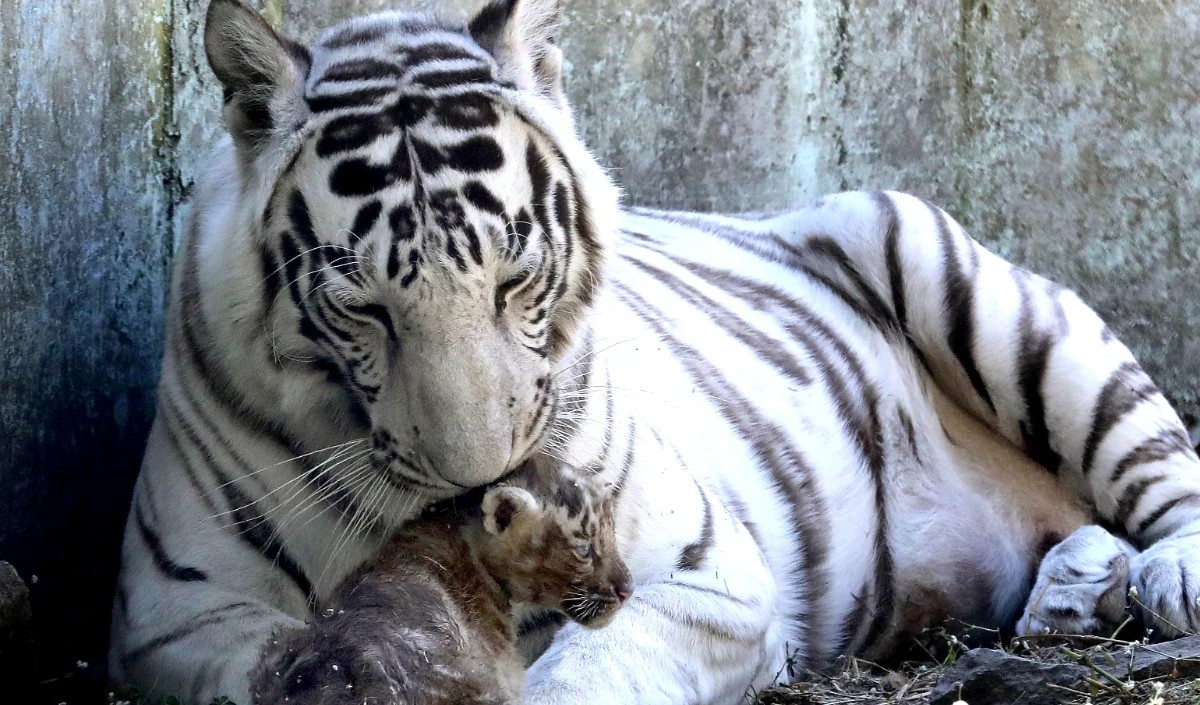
[0,377,157,702]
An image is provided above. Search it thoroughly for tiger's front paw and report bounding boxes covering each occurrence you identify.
[1016,525,1135,636]
[1131,533,1200,637]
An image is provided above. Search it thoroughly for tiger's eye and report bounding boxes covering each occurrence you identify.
[574,543,593,560]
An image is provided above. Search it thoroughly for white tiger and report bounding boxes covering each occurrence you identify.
[109,1,1200,703]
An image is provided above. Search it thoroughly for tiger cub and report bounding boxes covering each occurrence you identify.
[251,462,632,705]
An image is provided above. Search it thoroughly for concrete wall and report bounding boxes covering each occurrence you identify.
[1,0,1197,693]
[0,0,175,695]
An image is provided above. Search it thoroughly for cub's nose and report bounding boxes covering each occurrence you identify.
[615,583,634,604]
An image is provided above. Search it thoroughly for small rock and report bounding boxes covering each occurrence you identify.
[1104,635,1200,681]
[928,649,1088,705]
[0,561,34,684]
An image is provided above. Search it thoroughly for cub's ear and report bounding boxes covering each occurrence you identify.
[469,0,568,110]
[482,486,541,535]
[205,0,311,153]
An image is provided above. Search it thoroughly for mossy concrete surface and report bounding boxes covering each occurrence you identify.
[0,0,1196,694]
[0,0,174,690]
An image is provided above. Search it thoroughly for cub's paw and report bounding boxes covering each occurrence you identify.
[1016,525,1135,636]
[1131,533,1200,637]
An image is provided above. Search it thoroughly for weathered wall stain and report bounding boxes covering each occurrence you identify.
[0,0,1196,692]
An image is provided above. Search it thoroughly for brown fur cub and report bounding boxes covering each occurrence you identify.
[251,462,632,705]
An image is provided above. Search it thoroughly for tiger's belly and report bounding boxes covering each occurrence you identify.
[883,387,1090,640]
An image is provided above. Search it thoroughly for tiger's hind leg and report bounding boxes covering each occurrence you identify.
[1017,525,1135,636]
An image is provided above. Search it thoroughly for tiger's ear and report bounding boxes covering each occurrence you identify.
[482,486,542,535]
[469,0,568,110]
[205,0,311,154]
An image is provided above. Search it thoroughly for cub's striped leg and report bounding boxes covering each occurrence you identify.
[767,191,1200,636]
[524,476,783,705]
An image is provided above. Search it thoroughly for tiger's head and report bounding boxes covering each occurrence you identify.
[199,0,619,497]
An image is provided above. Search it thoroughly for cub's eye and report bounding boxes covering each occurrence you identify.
[495,272,534,314]
[573,543,593,560]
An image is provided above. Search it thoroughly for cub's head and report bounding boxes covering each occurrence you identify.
[478,463,632,627]
[201,0,619,496]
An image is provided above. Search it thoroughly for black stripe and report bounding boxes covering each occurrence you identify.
[512,207,534,255]
[444,228,468,271]
[550,182,575,307]
[343,302,398,342]
[608,421,637,505]
[1137,495,1200,537]
[258,240,282,323]
[135,501,207,583]
[321,26,388,49]
[568,177,601,309]
[321,58,404,83]
[801,235,897,334]
[404,42,486,67]
[289,190,320,251]
[876,192,908,334]
[445,135,505,172]
[330,157,396,197]
[124,601,261,665]
[433,91,501,130]
[350,200,383,241]
[1109,427,1193,485]
[317,113,391,158]
[1115,476,1166,530]
[1012,270,1063,473]
[897,407,920,462]
[1081,361,1160,476]
[463,223,484,266]
[463,181,506,218]
[411,66,494,89]
[934,206,995,413]
[676,485,715,571]
[158,396,224,519]
[306,87,394,113]
[526,142,553,239]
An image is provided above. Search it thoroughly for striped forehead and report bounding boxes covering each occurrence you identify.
[306,12,502,102]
